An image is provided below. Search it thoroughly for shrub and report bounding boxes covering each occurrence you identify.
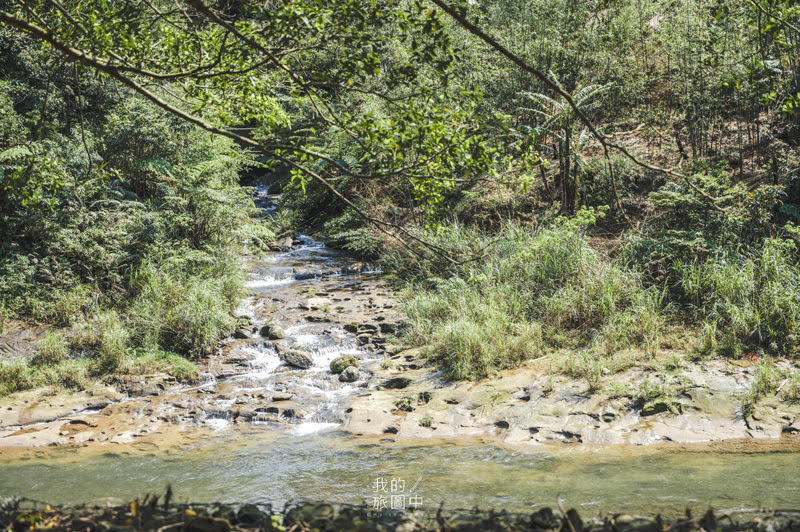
[119,349,198,382]
[127,253,243,358]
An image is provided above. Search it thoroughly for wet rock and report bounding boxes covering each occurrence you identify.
[273,236,293,251]
[260,321,285,340]
[343,322,359,333]
[232,328,250,339]
[330,355,357,374]
[381,377,411,389]
[378,323,397,334]
[339,366,359,382]
[280,349,314,369]
[357,324,378,334]
[294,267,328,280]
[306,315,331,323]
[356,334,371,345]
[235,315,253,326]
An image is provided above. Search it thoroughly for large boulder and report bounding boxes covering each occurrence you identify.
[260,321,285,340]
[330,355,357,374]
[281,348,313,369]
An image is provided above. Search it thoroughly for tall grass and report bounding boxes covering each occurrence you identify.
[127,251,244,358]
[401,209,664,380]
[675,238,800,356]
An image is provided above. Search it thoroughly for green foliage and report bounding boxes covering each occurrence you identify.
[675,238,800,356]
[622,163,785,270]
[32,331,69,367]
[742,358,783,419]
[419,413,433,427]
[0,356,92,397]
[322,209,383,259]
[127,252,243,358]
[402,210,664,380]
[0,40,255,393]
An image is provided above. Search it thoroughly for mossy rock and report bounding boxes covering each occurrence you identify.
[641,399,682,416]
[260,321,285,340]
[330,355,357,374]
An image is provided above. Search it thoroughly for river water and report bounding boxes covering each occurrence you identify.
[1,185,799,518]
[2,432,800,517]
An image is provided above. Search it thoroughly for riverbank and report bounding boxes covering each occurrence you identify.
[2,231,800,450]
[343,347,800,444]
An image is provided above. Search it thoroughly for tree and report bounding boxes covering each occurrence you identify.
[0,0,728,234]
[0,0,502,249]
[523,79,609,214]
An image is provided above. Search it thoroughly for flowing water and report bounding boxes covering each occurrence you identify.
[1,184,799,517]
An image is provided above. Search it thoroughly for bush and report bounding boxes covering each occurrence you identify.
[119,349,198,382]
[127,253,243,358]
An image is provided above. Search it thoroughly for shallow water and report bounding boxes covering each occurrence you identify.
[1,432,799,517]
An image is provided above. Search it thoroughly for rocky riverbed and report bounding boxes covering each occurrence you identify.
[2,186,800,455]
[343,349,800,444]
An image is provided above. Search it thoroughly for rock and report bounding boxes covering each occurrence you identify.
[273,236,293,250]
[301,297,331,310]
[641,399,681,416]
[235,315,253,329]
[339,366,359,382]
[260,321,285,340]
[330,355,357,374]
[294,267,329,280]
[281,349,313,369]
[272,392,293,401]
[305,315,331,323]
[357,324,378,334]
[379,323,397,334]
[356,334,371,345]
[233,328,250,339]
[381,377,411,389]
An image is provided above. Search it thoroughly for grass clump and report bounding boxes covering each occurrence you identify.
[676,238,800,357]
[401,208,663,381]
[127,252,244,358]
[0,357,93,397]
[741,358,785,419]
[31,331,70,367]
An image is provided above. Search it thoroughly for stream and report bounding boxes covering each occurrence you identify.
[1,184,800,518]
